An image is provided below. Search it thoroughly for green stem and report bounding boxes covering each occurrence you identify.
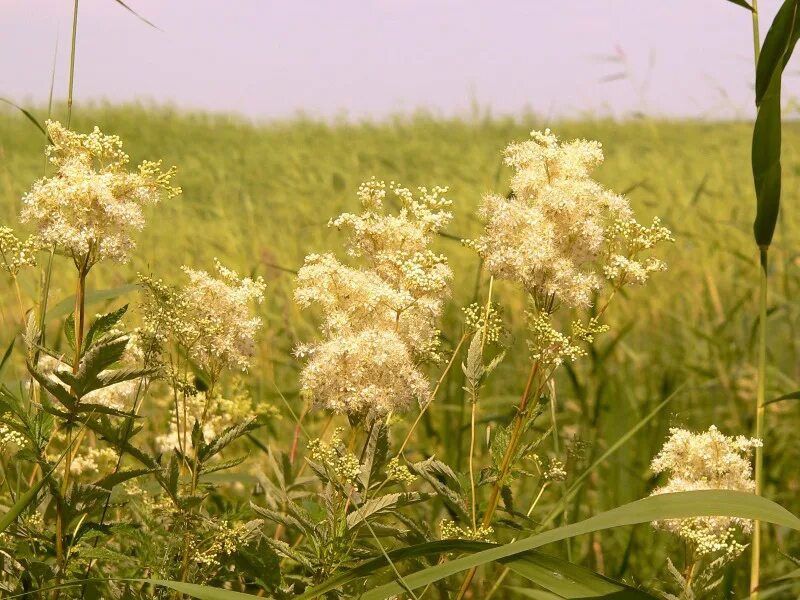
[749,3,763,596]
[751,246,768,599]
[455,358,540,600]
[67,0,79,127]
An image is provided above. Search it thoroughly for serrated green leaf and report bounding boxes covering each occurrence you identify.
[64,313,76,352]
[83,304,129,352]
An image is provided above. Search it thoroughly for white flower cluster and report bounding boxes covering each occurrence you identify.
[440,520,494,542]
[20,121,180,266]
[67,446,119,477]
[307,428,362,486]
[0,423,25,451]
[156,381,258,453]
[141,260,266,374]
[650,425,762,556]
[295,178,453,418]
[0,226,39,276]
[386,456,416,485]
[472,129,671,308]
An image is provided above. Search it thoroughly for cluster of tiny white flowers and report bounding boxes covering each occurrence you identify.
[307,428,362,486]
[386,456,417,485]
[189,521,252,567]
[141,259,266,374]
[650,425,762,556]
[295,178,453,418]
[472,129,671,308]
[527,312,585,367]
[65,446,119,476]
[462,302,504,344]
[544,458,567,482]
[156,381,257,453]
[20,121,180,266]
[0,423,26,451]
[440,520,494,542]
[0,226,39,276]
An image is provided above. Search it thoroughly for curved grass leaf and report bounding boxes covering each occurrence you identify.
[362,490,800,599]
[752,0,800,247]
[0,98,51,141]
[726,0,754,10]
[0,339,13,376]
[503,552,656,599]
[764,390,800,406]
[112,0,161,30]
[143,580,257,599]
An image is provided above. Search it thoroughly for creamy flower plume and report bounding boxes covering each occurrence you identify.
[472,129,672,308]
[20,120,180,266]
[650,425,762,556]
[295,178,452,418]
[141,259,266,374]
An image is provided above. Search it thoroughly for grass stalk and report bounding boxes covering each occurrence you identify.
[67,0,79,127]
[749,3,764,596]
[750,247,767,599]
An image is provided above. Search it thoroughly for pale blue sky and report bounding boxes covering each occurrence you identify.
[1,0,796,120]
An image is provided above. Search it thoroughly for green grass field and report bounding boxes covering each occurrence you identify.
[2,104,799,596]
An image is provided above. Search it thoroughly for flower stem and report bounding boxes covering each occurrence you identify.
[751,246,768,599]
[749,3,763,595]
[455,357,540,600]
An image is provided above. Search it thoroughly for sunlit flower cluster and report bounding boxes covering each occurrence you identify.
[386,456,417,485]
[307,428,362,486]
[440,520,494,542]
[20,120,180,266]
[650,425,762,556]
[189,520,254,567]
[295,178,453,418]
[156,381,258,453]
[0,227,39,276]
[67,446,119,477]
[0,423,25,451]
[463,302,504,344]
[141,259,266,374]
[471,129,671,308]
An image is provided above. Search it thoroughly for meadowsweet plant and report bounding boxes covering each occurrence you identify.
[456,129,673,597]
[295,178,452,422]
[650,426,761,598]
[21,120,180,268]
[139,260,268,581]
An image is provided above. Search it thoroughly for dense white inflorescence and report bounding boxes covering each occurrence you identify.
[20,120,180,266]
[141,259,266,374]
[295,178,452,419]
[649,425,762,556]
[472,129,672,309]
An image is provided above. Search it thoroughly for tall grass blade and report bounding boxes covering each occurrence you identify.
[0,99,51,141]
[752,0,800,247]
[111,0,161,30]
[361,490,800,599]
[726,0,755,11]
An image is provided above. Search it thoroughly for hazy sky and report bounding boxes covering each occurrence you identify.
[2,0,797,120]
